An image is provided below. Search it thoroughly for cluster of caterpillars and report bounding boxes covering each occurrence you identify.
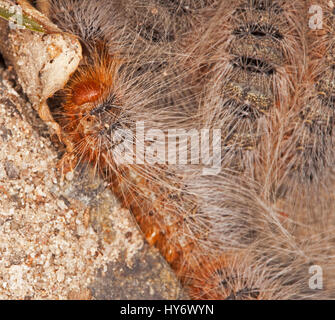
[32,0,335,299]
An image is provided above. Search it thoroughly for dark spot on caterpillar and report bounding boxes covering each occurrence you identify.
[317,94,335,109]
[168,194,179,200]
[138,25,175,43]
[250,0,282,13]
[217,273,260,299]
[251,0,270,11]
[98,120,123,139]
[89,95,121,116]
[131,61,169,78]
[218,274,234,289]
[234,0,283,15]
[232,56,275,75]
[161,0,216,14]
[161,0,189,15]
[225,287,260,300]
[299,106,333,136]
[222,99,262,121]
[236,104,261,119]
[233,23,283,40]
[241,229,258,244]
[215,268,224,276]
[294,106,333,181]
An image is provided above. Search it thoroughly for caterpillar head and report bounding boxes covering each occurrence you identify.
[56,53,132,173]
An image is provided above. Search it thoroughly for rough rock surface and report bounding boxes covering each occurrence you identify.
[0,63,187,300]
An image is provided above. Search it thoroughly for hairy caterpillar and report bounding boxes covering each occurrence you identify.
[31,0,335,299]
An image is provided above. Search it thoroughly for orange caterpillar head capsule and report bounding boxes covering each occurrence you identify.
[58,52,126,173]
[71,80,102,107]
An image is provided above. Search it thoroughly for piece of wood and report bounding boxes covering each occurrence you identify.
[0,0,82,138]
